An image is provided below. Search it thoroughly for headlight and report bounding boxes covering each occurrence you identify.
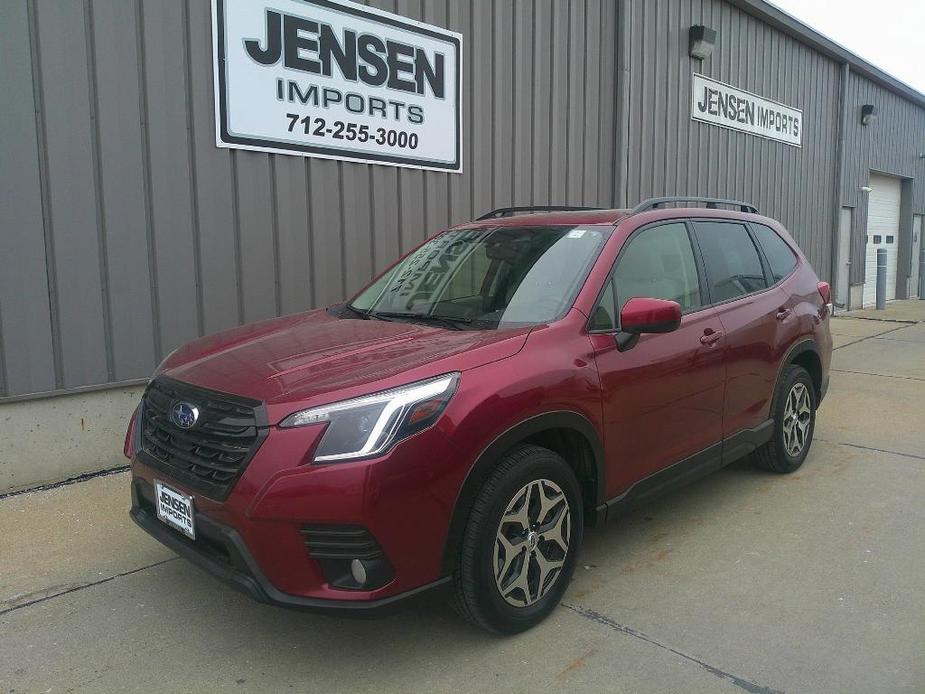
[280,373,459,463]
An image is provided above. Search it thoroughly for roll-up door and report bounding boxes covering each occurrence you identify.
[863,174,901,307]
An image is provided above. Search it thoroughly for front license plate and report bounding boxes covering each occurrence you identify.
[155,481,196,540]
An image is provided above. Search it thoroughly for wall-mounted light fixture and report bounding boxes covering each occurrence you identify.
[689,25,717,61]
[860,186,873,193]
[860,104,878,126]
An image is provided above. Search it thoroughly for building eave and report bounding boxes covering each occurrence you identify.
[730,0,925,109]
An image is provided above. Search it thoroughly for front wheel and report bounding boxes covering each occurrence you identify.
[452,444,583,633]
[753,364,816,473]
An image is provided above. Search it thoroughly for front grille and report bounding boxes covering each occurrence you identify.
[140,376,266,500]
[300,525,384,560]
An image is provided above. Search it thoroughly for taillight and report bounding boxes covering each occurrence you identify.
[123,405,140,459]
[817,281,831,304]
[817,281,832,314]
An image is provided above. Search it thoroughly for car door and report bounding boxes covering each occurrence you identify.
[691,220,782,438]
[588,221,726,495]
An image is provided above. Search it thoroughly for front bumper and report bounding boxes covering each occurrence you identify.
[128,403,470,609]
[130,480,451,615]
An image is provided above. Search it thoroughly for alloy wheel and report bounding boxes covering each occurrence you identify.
[782,382,812,456]
[493,479,570,607]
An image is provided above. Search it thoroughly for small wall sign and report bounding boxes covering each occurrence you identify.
[691,73,802,147]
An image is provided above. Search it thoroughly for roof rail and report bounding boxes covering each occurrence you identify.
[631,197,758,214]
[477,205,603,221]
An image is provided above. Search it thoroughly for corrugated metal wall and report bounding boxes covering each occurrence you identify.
[840,72,925,286]
[3,0,924,401]
[618,0,841,283]
[0,0,618,399]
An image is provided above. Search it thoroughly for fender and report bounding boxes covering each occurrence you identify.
[439,410,605,576]
[774,337,821,408]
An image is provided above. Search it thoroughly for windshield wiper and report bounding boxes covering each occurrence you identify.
[368,311,472,331]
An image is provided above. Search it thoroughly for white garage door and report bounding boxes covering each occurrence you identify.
[863,174,901,307]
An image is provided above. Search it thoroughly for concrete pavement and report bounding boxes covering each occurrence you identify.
[2,311,924,693]
[839,298,925,323]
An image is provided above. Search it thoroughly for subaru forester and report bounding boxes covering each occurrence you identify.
[127,197,832,633]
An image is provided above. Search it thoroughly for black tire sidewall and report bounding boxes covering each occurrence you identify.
[469,450,583,633]
[774,366,816,467]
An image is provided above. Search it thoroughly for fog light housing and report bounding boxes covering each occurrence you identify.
[301,524,394,590]
[350,559,368,586]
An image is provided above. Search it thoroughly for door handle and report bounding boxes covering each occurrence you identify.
[700,328,723,346]
[776,307,792,320]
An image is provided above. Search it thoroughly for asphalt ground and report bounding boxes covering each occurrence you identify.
[2,313,923,693]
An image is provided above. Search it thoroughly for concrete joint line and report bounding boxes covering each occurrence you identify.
[561,603,783,694]
[834,316,919,325]
[829,368,925,382]
[0,558,178,616]
[816,439,925,462]
[831,324,913,351]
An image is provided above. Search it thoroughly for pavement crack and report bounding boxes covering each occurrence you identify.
[815,439,925,461]
[0,465,130,501]
[829,368,925,382]
[561,603,784,694]
[0,557,178,616]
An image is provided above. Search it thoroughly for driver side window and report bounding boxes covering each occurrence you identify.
[590,222,702,331]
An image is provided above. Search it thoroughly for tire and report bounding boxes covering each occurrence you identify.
[451,444,583,634]
[752,364,816,473]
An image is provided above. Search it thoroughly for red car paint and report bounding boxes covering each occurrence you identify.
[128,205,832,610]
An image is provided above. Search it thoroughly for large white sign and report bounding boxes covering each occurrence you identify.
[212,0,462,171]
[691,74,802,147]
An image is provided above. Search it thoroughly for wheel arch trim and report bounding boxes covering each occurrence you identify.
[440,410,605,576]
[777,338,822,402]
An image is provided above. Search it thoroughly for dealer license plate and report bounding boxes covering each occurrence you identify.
[155,481,196,540]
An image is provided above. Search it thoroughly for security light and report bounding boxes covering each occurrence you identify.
[861,104,878,125]
[689,25,717,60]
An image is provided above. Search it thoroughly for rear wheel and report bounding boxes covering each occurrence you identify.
[753,364,816,473]
[452,444,583,633]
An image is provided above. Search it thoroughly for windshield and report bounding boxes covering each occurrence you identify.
[348,226,609,329]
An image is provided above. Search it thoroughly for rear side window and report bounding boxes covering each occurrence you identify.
[752,223,797,283]
[694,222,768,302]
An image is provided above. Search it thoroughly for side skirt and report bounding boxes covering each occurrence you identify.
[591,419,774,526]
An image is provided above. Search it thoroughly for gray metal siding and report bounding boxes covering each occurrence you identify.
[92,0,157,380]
[0,0,618,399]
[840,72,925,286]
[620,0,841,283]
[0,2,57,396]
[36,0,110,389]
[3,0,923,401]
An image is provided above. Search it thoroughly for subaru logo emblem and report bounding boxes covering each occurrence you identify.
[171,402,199,429]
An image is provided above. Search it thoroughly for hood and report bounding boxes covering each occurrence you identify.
[158,308,530,414]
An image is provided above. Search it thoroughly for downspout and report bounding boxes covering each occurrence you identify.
[613,0,631,208]
[830,61,849,308]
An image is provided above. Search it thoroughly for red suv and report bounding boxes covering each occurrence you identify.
[127,197,832,633]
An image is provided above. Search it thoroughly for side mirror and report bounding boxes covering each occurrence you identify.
[615,297,682,351]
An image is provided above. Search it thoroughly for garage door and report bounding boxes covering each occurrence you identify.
[863,174,901,307]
